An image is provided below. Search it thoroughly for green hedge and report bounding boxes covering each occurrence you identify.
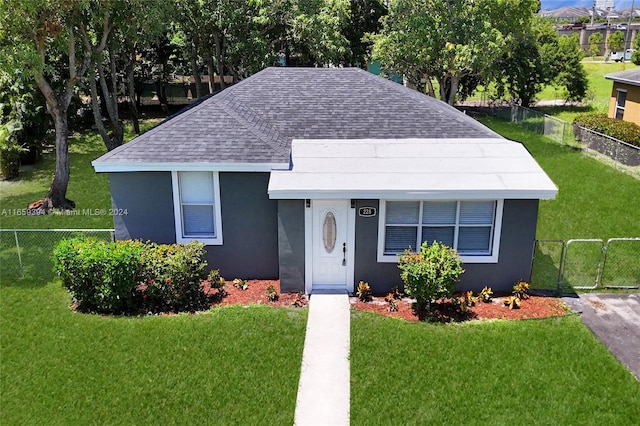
[573,113,640,147]
[53,239,212,315]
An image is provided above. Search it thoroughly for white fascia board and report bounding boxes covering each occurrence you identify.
[268,189,558,200]
[92,161,290,173]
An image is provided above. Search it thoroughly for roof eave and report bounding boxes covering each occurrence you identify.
[267,189,558,200]
[92,161,290,173]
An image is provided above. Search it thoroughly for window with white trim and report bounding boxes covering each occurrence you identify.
[172,171,223,245]
[615,89,626,120]
[378,200,503,263]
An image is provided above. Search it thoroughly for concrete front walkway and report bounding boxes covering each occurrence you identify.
[294,292,350,426]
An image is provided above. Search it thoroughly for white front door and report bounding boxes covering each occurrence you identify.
[310,200,353,292]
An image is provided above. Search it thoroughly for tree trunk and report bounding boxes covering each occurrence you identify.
[87,63,115,151]
[190,41,202,99]
[204,50,215,93]
[126,47,140,134]
[425,74,436,98]
[213,33,226,90]
[448,76,459,106]
[43,107,74,210]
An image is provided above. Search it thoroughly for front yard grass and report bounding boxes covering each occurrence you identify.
[0,121,156,229]
[479,117,640,240]
[0,277,307,425]
[351,312,640,425]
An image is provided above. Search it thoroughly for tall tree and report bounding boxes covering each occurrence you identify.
[372,0,507,105]
[252,0,351,67]
[607,30,626,53]
[344,0,387,67]
[589,32,603,58]
[0,0,91,209]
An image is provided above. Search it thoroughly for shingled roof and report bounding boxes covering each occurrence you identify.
[606,68,640,87]
[93,67,501,172]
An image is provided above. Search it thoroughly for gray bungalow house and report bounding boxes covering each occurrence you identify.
[92,67,557,294]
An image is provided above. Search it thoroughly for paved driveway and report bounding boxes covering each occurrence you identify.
[562,293,640,380]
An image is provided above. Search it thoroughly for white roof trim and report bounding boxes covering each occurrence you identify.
[92,161,290,173]
[268,189,558,200]
[268,138,558,200]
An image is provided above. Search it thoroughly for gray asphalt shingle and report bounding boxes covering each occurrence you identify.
[93,67,501,167]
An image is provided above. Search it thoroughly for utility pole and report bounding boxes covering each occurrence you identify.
[591,0,596,26]
[624,0,635,55]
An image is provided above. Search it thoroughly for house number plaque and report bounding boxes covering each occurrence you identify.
[358,207,377,217]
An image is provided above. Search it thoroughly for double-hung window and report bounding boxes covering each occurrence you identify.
[615,89,626,120]
[378,200,503,263]
[172,171,223,245]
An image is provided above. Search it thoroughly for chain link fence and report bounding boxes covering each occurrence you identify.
[493,106,574,145]
[493,105,640,176]
[0,229,115,281]
[530,238,640,292]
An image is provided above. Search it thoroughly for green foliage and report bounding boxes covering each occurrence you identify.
[139,241,209,313]
[53,238,145,314]
[512,280,530,300]
[387,298,399,312]
[372,0,535,104]
[456,290,479,313]
[391,285,404,299]
[356,281,373,302]
[607,31,625,53]
[588,32,603,58]
[504,295,521,309]
[573,113,640,147]
[207,269,227,293]
[53,239,210,314]
[479,286,494,303]
[553,34,588,102]
[266,284,279,302]
[0,124,27,179]
[233,278,249,290]
[633,34,640,65]
[398,241,464,311]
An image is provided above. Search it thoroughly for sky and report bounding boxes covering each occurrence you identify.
[540,0,635,9]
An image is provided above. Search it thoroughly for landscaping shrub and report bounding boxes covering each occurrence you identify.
[53,238,144,313]
[53,239,210,315]
[573,113,640,147]
[139,241,209,313]
[398,241,464,312]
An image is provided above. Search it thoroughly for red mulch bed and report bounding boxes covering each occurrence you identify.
[208,280,568,323]
[204,279,307,308]
[352,292,568,323]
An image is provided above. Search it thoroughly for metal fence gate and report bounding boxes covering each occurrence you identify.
[530,238,640,292]
[0,229,115,281]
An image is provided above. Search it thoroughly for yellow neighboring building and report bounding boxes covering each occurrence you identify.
[605,69,640,126]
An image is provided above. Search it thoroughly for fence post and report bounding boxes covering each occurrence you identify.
[14,230,24,279]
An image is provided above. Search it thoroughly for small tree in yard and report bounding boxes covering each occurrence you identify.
[398,241,464,312]
[588,32,603,58]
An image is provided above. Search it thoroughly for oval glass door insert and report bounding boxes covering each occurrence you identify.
[323,211,337,253]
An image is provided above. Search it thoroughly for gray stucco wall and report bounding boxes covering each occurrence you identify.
[206,172,279,279]
[109,171,279,280]
[353,199,540,293]
[277,200,306,293]
[108,172,176,243]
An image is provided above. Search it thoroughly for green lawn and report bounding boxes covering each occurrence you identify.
[351,312,640,425]
[479,117,640,240]
[0,277,307,425]
[536,61,639,122]
[478,117,640,290]
[0,122,156,229]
